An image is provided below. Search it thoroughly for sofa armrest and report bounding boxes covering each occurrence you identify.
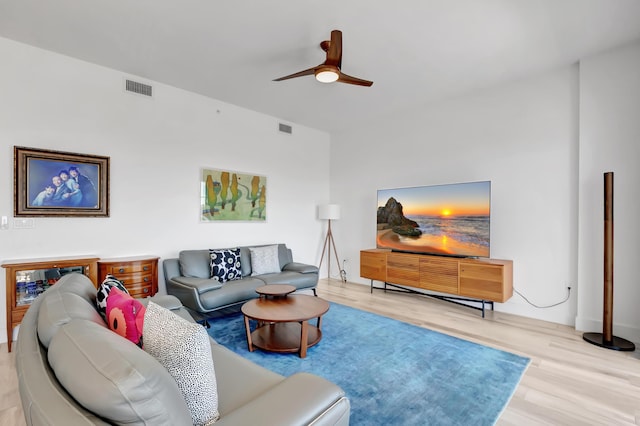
[283,262,319,274]
[215,373,349,426]
[139,294,183,311]
[163,258,181,281]
[164,258,216,313]
[171,276,224,293]
[165,278,209,313]
[138,295,196,323]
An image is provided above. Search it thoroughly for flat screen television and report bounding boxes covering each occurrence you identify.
[377,181,491,258]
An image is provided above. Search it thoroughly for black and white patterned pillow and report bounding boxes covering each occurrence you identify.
[144,301,220,425]
[209,248,242,283]
[96,274,129,321]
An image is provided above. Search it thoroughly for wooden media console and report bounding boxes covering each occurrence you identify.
[360,249,513,317]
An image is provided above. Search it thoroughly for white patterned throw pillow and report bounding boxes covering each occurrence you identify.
[209,248,242,283]
[143,301,220,425]
[249,244,281,276]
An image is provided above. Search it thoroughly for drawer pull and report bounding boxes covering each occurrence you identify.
[144,277,149,282]
[118,268,125,273]
[121,280,125,284]
[143,266,149,271]
[143,288,149,293]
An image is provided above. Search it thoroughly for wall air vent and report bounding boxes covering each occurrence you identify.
[278,123,292,134]
[125,79,153,97]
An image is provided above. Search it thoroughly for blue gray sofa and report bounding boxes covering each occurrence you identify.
[163,244,319,324]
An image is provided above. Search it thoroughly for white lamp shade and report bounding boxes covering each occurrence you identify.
[318,204,340,220]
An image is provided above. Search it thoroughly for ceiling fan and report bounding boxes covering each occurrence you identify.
[273,30,373,87]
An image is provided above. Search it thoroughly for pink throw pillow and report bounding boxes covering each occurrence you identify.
[106,288,146,347]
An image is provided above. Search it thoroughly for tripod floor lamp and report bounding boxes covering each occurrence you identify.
[318,204,346,283]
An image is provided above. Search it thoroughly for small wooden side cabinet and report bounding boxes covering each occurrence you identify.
[2,255,99,352]
[98,256,159,299]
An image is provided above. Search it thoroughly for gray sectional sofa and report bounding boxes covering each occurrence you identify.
[163,244,319,324]
[15,272,350,425]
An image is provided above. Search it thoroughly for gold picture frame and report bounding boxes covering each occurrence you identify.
[14,146,110,217]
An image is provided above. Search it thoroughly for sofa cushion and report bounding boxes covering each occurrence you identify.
[179,250,212,279]
[249,245,281,276]
[209,342,283,415]
[209,248,242,283]
[199,277,265,310]
[96,274,129,321]
[106,288,146,347]
[144,301,220,425]
[48,318,193,425]
[37,285,105,349]
[49,272,98,300]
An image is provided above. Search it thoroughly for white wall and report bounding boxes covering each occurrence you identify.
[331,39,640,337]
[330,66,580,325]
[0,37,332,345]
[577,41,640,343]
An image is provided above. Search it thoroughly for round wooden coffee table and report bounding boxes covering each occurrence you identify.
[255,284,296,298]
[241,294,330,358]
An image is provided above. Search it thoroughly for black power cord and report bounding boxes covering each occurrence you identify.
[513,286,571,308]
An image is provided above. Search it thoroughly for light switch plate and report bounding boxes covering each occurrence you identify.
[14,218,35,229]
[1,216,8,230]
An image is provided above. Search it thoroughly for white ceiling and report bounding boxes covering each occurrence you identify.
[1,0,640,133]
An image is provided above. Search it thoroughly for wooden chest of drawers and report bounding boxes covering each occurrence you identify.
[98,256,159,298]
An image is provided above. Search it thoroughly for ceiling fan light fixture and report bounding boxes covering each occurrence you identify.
[274,30,372,87]
[315,67,339,83]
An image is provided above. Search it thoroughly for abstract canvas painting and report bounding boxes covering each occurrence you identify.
[201,168,266,221]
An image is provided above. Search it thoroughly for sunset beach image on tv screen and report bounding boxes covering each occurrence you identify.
[376,181,491,258]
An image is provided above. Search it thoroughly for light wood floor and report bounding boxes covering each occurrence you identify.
[316,279,640,425]
[1,279,639,425]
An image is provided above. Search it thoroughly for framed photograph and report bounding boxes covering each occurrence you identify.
[14,146,110,217]
[201,168,266,221]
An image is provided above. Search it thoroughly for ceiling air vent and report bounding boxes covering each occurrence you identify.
[125,79,153,97]
[278,123,292,134]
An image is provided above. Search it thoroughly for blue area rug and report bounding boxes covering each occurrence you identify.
[208,302,529,425]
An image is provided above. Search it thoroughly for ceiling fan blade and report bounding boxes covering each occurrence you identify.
[326,30,342,68]
[273,66,317,81]
[337,72,373,87]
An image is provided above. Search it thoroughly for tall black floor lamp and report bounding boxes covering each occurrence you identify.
[318,204,346,283]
